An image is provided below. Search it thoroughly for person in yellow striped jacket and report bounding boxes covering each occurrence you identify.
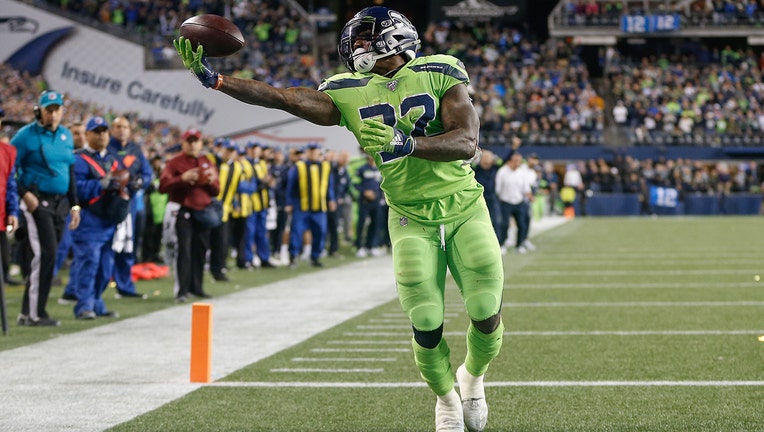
[208,140,247,281]
[229,144,255,269]
[241,142,275,267]
[285,143,335,267]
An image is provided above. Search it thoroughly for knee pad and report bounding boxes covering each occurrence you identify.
[413,324,444,349]
[464,290,502,323]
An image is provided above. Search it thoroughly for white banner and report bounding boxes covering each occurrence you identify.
[0,0,358,150]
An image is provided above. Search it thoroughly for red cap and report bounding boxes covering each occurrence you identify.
[182,129,202,141]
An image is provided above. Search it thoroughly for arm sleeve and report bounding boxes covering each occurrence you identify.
[5,165,19,217]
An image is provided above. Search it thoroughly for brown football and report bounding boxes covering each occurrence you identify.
[179,14,245,58]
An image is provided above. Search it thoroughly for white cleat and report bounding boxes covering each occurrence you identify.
[435,389,464,432]
[457,364,488,432]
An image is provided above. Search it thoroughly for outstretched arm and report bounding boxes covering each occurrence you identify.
[175,37,341,127]
[218,76,341,127]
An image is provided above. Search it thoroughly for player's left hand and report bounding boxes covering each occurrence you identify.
[359,119,416,157]
[173,37,220,88]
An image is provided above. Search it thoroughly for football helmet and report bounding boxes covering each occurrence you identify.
[338,6,420,73]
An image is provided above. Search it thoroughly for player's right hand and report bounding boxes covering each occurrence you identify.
[173,37,220,88]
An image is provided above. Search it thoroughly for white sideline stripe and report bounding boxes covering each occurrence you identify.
[311,347,410,352]
[508,282,759,289]
[270,368,384,373]
[505,301,764,307]
[365,320,449,325]
[327,340,411,345]
[532,258,756,268]
[358,325,414,329]
[343,330,764,337]
[291,357,397,362]
[520,269,763,276]
[207,380,764,388]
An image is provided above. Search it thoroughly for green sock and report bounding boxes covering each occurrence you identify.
[412,338,455,396]
[465,319,504,376]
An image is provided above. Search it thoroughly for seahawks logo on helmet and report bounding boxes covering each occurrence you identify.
[338,6,421,73]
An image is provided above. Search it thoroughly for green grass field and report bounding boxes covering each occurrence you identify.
[7,216,764,431]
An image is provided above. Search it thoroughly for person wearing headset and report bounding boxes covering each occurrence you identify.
[11,91,81,327]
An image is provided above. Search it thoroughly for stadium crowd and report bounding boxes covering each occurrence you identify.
[559,0,764,27]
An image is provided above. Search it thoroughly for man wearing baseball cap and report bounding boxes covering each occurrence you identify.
[69,116,127,320]
[11,90,81,326]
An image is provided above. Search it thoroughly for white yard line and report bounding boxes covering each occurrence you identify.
[208,380,764,388]
[505,301,764,307]
[342,330,764,337]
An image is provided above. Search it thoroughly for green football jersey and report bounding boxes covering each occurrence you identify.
[319,54,484,224]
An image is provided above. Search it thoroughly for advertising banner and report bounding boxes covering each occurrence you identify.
[0,0,357,149]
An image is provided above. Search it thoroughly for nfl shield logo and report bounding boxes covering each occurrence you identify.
[400,216,408,226]
[386,80,398,92]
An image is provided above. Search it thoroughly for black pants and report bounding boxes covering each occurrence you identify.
[20,196,68,319]
[0,231,10,280]
[229,216,249,268]
[175,208,210,298]
[270,208,288,255]
[326,208,339,255]
[141,222,163,263]
[208,220,229,274]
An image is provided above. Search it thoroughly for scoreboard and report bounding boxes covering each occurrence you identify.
[621,14,681,33]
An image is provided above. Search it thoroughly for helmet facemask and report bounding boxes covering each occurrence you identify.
[338,7,420,73]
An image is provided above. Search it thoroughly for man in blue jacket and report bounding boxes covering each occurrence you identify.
[71,116,126,319]
[107,116,152,299]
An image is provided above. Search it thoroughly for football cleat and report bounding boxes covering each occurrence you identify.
[435,389,464,432]
[457,364,488,432]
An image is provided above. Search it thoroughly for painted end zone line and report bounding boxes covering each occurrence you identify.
[207,381,764,388]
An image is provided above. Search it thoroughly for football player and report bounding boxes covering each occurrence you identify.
[175,7,504,432]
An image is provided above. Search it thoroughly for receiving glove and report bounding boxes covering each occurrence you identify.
[173,37,220,89]
[358,119,416,157]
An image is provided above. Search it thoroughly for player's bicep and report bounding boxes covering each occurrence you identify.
[440,83,479,138]
[281,87,342,126]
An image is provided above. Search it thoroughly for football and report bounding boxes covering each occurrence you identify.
[179,14,245,58]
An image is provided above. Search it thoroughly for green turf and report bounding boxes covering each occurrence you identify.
[14,216,764,431]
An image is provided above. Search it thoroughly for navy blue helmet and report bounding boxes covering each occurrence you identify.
[338,6,420,73]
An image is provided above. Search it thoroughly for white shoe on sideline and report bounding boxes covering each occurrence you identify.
[522,239,536,251]
[516,245,528,254]
[435,389,464,432]
[370,247,386,257]
[456,364,488,432]
[355,248,369,258]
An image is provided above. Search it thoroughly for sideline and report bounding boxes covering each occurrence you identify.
[0,216,568,432]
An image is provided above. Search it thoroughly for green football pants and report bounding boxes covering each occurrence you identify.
[389,202,504,395]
